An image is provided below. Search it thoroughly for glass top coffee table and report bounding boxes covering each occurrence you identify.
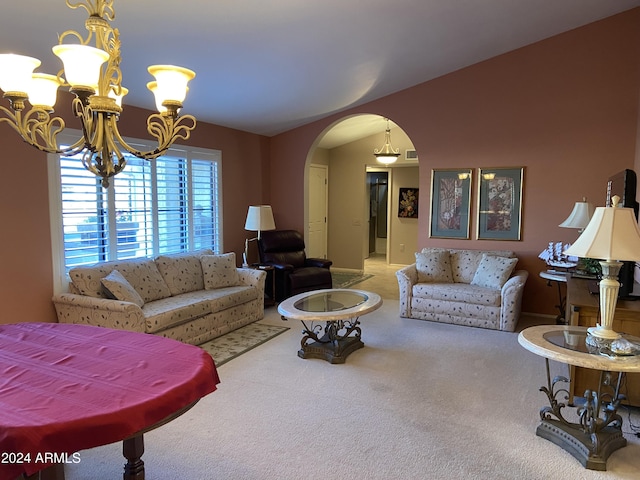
[278,289,382,364]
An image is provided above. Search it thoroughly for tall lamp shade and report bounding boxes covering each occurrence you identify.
[244,205,276,236]
[564,195,640,340]
[243,205,276,266]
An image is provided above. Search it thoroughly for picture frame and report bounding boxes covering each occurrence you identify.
[398,188,419,218]
[477,167,524,240]
[429,169,472,239]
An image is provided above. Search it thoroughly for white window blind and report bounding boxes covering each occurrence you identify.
[50,134,221,279]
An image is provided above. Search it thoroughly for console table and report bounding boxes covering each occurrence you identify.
[518,325,640,470]
[566,276,640,406]
[0,322,220,480]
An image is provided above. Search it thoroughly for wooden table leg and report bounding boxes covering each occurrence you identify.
[123,434,145,480]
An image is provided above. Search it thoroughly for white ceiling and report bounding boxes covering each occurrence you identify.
[1,0,639,140]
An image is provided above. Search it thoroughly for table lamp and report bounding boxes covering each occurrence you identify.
[243,205,276,266]
[564,195,640,340]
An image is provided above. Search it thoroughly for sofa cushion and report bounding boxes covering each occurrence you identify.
[155,252,206,295]
[69,258,171,302]
[415,250,452,283]
[471,254,518,290]
[101,270,145,307]
[413,283,502,306]
[141,286,259,333]
[449,250,483,284]
[449,249,516,283]
[201,253,240,289]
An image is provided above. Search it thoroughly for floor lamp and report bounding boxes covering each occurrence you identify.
[243,205,276,267]
[564,195,640,340]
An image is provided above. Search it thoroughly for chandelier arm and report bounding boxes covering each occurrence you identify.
[66,0,116,22]
[0,105,86,155]
[111,113,197,160]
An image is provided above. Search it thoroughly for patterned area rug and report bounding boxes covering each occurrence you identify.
[199,323,289,367]
[332,271,374,289]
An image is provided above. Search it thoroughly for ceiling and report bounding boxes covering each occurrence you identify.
[1,0,639,141]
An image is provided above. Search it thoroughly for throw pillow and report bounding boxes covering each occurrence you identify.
[201,253,240,289]
[101,270,145,307]
[471,254,518,290]
[415,250,453,283]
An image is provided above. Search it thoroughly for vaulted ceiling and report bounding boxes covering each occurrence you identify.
[1,0,639,138]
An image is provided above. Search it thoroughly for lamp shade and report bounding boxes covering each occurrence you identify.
[147,65,195,107]
[0,54,41,94]
[559,200,594,229]
[27,73,63,109]
[53,44,109,91]
[245,205,276,232]
[564,196,640,262]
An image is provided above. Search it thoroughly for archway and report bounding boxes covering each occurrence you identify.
[304,114,419,272]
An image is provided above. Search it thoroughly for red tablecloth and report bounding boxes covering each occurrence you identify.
[0,323,220,479]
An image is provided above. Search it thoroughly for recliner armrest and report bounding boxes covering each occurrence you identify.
[264,262,294,271]
[305,258,332,268]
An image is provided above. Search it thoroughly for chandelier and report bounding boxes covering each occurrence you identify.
[0,0,197,188]
[373,118,400,165]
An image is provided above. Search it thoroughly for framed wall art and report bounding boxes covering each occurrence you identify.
[398,188,419,218]
[429,169,472,239]
[477,167,524,240]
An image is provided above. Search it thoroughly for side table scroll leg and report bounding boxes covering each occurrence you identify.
[123,434,145,480]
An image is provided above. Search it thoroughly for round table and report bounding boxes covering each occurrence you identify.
[518,325,640,470]
[0,322,219,480]
[278,289,382,363]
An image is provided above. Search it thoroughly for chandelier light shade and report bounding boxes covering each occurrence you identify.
[373,118,401,165]
[0,0,197,188]
[243,205,276,266]
[564,195,640,340]
[559,197,594,232]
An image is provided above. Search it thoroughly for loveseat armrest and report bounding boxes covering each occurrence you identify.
[499,269,529,332]
[396,264,418,317]
[237,268,266,287]
[305,258,332,268]
[52,293,146,332]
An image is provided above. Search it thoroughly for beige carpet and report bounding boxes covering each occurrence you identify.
[65,301,640,479]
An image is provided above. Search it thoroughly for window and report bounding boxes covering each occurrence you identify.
[48,131,222,291]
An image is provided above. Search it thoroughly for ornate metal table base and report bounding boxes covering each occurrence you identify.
[537,358,626,470]
[536,419,626,470]
[298,318,363,364]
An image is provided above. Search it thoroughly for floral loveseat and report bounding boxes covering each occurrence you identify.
[396,248,528,332]
[52,250,265,345]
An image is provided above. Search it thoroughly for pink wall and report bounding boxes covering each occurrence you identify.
[0,97,269,324]
[270,9,640,315]
[1,9,638,324]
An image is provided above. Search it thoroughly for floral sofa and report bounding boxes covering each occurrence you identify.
[52,250,265,345]
[396,248,528,332]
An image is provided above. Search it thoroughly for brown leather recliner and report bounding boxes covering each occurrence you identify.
[257,230,332,301]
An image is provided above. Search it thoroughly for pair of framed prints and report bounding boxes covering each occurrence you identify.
[429,167,524,241]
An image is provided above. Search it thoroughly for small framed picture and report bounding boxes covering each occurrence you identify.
[398,188,419,218]
[477,167,524,240]
[429,169,472,239]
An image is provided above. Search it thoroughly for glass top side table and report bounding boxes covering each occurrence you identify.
[518,325,640,470]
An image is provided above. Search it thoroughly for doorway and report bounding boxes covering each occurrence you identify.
[367,171,388,257]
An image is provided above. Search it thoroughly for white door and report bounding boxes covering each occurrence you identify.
[308,164,328,258]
